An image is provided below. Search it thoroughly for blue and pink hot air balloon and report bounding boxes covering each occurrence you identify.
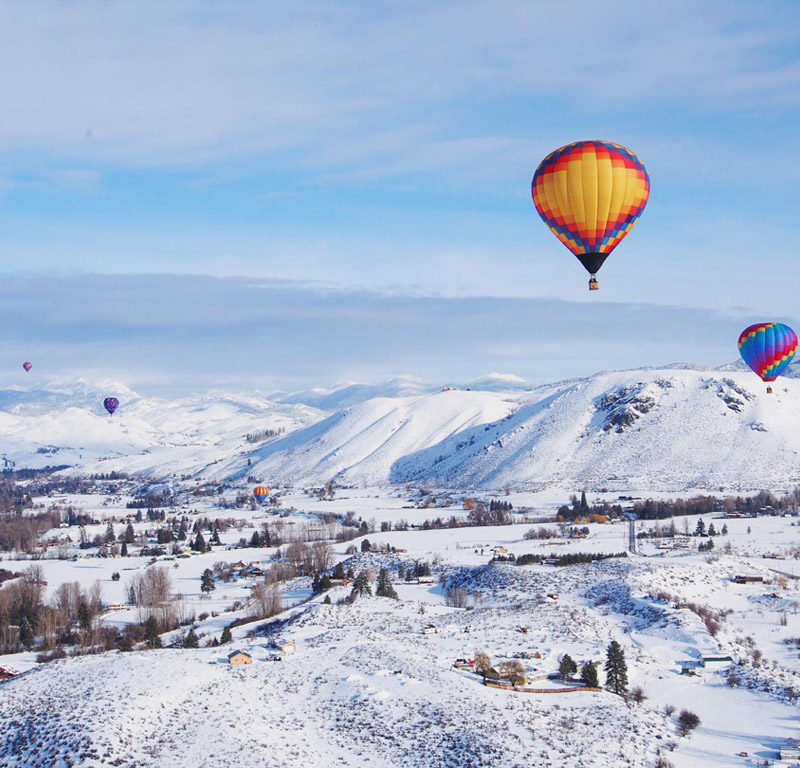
[738,322,797,393]
[22,362,31,373]
[103,397,120,416]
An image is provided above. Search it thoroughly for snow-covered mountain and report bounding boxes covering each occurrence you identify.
[0,379,323,477]
[3,368,800,492]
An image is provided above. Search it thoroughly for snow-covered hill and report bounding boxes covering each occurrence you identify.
[0,379,323,477]
[3,367,800,492]
[238,368,800,492]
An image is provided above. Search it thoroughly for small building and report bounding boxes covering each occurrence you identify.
[701,655,733,668]
[0,667,18,680]
[734,575,764,584]
[417,576,435,584]
[227,650,253,665]
[278,640,297,655]
[421,625,438,635]
[779,739,800,761]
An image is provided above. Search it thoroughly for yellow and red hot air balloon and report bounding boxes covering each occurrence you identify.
[532,140,650,290]
[253,486,270,504]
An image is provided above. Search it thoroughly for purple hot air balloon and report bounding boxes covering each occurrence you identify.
[103,397,120,416]
[22,362,32,372]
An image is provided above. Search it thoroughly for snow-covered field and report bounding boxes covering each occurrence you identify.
[2,486,800,767]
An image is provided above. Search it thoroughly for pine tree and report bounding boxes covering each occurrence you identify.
[220,626,232,644]
[201,569,216,594]
[192,532,207,553]
[105,522,116,543]
[333,562,345,580]
[604,640,628,694]
[375,568,398,599]
[559,653,578,679]
[144,616,162,649]
[722,523,729,535]
[183,628,199,648]
[580,661,599,687]
[250,531,260,547]
[361,538,371,552]
[694,518,706,536]
[351,571,372,597]
[19,617,34,650]
[707,522,717,536]
[121,541,128,557]
[323,594,331,604]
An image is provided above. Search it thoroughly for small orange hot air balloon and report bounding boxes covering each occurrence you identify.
[253,486,270,503]
[532,140,650,290]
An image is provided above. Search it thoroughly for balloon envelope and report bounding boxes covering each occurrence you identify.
[253,486,270,502]
[103,397,120,415]
[532,140,650,280]
[738,322,797,381]
[22,362,31,372]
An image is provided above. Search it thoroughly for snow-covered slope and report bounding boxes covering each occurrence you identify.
[239,368,800,492]
[0,379,323,477]
[3,368,800,492]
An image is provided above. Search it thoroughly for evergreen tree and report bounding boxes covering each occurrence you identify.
[604,640,628,694]
[192,531,207,553]
[124,522,135,543]
[19,616,34,650]
[323,594,331,604]
[121,541,128,557]
[177,520,187,540]
[220,626,232,644]
[375,568,398,599]
[398,566,405,580]
[351,570,372,598]
[707,522,717,536]
[580,661,599,687]
[250,531,261,547]
[559,653,578,679]
[201,568,216,594]
[359,521,369,535]
[721,523,729,535]
[144,616,162,649]
[183,628,199,648]
[361,538,371,552]
[105,522,116,543]
[580,491,589,511]
[694,518,706,536]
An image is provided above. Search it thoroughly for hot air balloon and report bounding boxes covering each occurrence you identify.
[738,322,797,393]
[22,362,31,372]
[253,486,270,503]
[531,140,650,290]
[103,397,120,416]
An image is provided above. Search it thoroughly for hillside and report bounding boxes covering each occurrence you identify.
[2,367,799,493]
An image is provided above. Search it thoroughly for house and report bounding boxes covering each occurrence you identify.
[0,667,18,680]
[701,655,733,668]
[421,625,438,635]
[734,575,764,584]
[278,639,297,654]
[779,739,800,761]
[417,576,435,584]
[226,650,252,665]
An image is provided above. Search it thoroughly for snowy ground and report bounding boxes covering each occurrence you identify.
[2,484,800,767]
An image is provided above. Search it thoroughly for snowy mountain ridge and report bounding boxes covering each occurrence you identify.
[2,366,799,492]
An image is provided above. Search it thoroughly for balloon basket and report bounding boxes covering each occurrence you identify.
[588,277,599,291]
[767,386,773,394]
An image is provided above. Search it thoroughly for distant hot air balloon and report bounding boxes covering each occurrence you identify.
[738,322,797,393]
[22,362,31,372]
[103,397,120,416]
[253,486,270,503]
[531,140,650,290]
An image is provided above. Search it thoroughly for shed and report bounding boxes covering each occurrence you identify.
[278,640,297,654]
[227,650,253,665]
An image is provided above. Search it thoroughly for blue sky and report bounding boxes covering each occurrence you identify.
[0,1,799,393]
